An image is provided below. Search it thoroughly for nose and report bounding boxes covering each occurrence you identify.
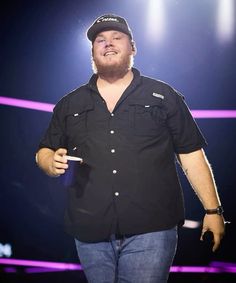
[104,39,114,47]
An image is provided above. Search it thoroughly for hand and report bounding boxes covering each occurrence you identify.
[200,214,225,252]
[50,148,68,176]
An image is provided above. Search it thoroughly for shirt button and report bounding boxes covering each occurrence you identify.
[113,170,117,174]
[114,192,119,196]
[111,113,114,117]
[111,149,115,153]
[110,130,115,134]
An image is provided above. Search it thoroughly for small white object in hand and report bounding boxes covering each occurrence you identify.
[64,155,83,162]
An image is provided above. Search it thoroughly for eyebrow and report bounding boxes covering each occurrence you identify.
[96,31,124,39]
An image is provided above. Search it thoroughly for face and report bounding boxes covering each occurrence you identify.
[92,30,135,76]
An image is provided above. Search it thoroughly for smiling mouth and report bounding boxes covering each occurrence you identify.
[104,51,118,56]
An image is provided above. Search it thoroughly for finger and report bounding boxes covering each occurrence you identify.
[200,228,208,241]
[212,234,221,252]
[56,148,67,156]
[54,168,66,175]
[55,149,68,163]
[53,160,68,169]
[54,155,68,164]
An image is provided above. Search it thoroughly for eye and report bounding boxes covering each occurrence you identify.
[113,36,121,40]
[96,38,105,43]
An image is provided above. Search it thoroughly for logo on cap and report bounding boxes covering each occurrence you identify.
[97,17,119,23]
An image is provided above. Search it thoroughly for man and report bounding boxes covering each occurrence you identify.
[36,14,225,283]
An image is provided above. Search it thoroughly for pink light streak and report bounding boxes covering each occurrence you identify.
[0,96,54,113]
[1,96,236,118]
[0,258,82,271]
[170,266,222,273]
[191,110,236,119]
[0,258,236,274]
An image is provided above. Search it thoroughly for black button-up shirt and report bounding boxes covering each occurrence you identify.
[39,68,207,242]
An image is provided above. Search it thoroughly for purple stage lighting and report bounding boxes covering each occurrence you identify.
[191,110,236,119]
[1,96,236,119]
[1,258,236,274]
[0,96,54,112]
[0,258,82,271]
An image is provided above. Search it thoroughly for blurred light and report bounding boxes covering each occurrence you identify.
[0,258,82,271]
[211,261,236,268]
[1,96,236,118]
[0,96,54,112]
[3,267,17,273]
[25,267,68,273]
[191,110,236,118]
[0,243,12,257]
[217,0,235,42]
[147,0,166,43]
[170,266,222,273]
[1,258,236,273]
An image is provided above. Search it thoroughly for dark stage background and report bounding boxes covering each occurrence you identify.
[0,0,236,281]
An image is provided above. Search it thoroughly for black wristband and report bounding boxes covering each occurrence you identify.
[205,205,224,215]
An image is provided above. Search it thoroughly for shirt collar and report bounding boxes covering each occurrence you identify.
[87,67,142,92]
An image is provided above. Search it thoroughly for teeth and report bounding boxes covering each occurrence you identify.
[104,51,117,56]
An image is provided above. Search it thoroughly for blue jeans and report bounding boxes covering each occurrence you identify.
[75,227,177,283]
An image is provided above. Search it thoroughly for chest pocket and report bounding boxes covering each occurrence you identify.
[129,100,167,136]
[65,103,94,146]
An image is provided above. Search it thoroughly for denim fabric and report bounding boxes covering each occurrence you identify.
[75,227,177,283]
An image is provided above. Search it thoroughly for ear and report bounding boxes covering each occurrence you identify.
[131,40,137,55]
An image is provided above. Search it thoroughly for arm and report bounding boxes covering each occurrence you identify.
[178,148,225,252]
[36,148,68,177]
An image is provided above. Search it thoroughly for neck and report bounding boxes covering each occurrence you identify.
[97,69,133,85]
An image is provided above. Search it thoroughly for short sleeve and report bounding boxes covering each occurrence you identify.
[38,98,67,151]
[166,91,207,154]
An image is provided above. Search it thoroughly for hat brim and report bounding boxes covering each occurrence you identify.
[87,22,132,42]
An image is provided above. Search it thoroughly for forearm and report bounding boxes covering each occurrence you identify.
[178,149,221,209]
[178,149,225,251]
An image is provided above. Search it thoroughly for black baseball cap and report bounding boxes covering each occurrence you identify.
[87,14,133,42]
